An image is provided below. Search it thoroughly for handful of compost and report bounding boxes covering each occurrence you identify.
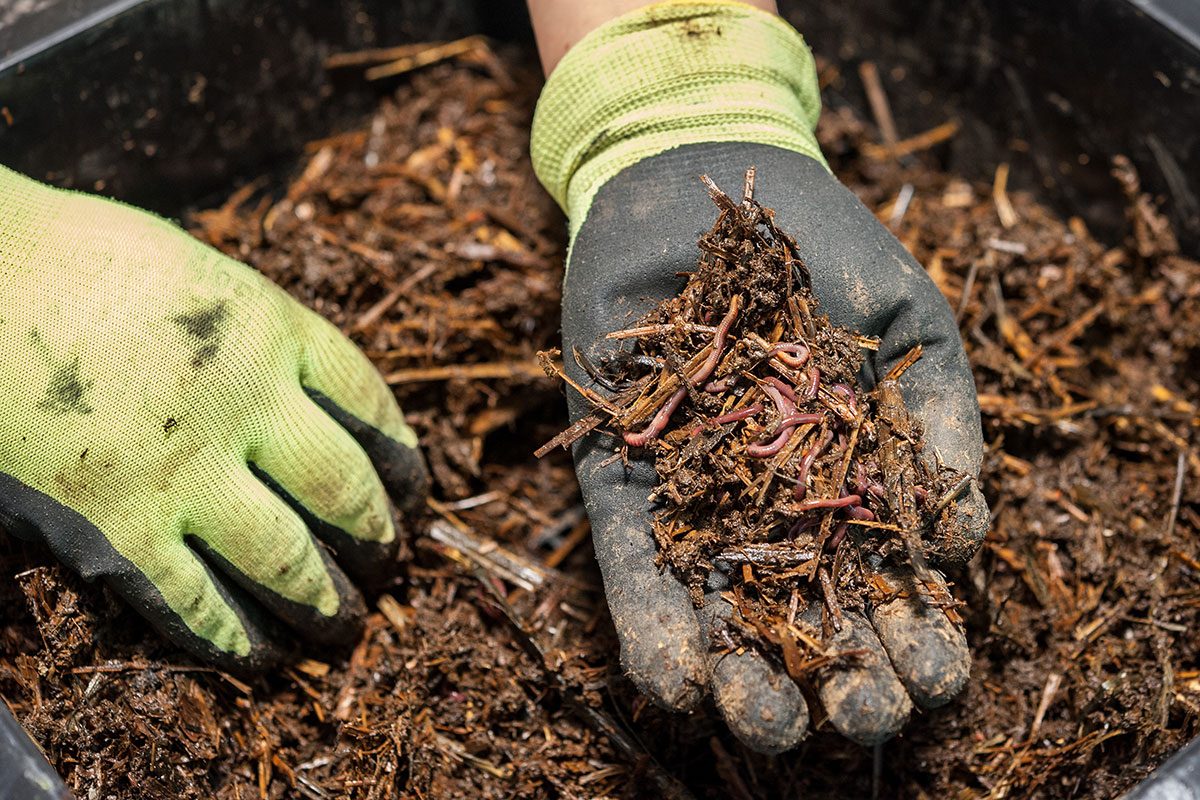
[544,170,967,673]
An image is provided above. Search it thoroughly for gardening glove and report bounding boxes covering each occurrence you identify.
[531,0,989,753]
[0,165,428,671]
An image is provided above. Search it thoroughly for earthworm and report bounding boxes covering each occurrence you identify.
[845,504,875,521]
[748,412,826,457]
[622,386,687,447]
[779,412,825,429]
[692,297,741,386]
[762,378,797,418]
[827,521,850,551]
[622,298,740,447]
[831,383,859,417]
[704,376,738,393]
[748,428,794,458]
[787,516,819,538]
[804,366,821,400]
[764,376,797,403]
[796,493,862,512]
[746,379,806,457]
[689,402,763,436]
[853,462,869,497]
[770,342,811,369]
[794,428,834,500]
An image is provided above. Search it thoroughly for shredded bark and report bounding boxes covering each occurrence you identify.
[0,40,1197,800]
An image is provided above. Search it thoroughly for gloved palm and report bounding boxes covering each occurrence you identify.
[0,166,428,669]
[532,2,989,752]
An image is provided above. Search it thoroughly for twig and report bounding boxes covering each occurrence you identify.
[863,119,959,161]
[352,261,440,332]
[882,345,923,384]
[426,510,547,593]
[364,36,485,81]
[1028,672,1062,740]
[1166,449,1187,539]
[993,163,1019,228]
[607,323,717,340]
[858,61,900,150]
[385,360,545,385]
[954,252,984,323]
[534,411,606,458]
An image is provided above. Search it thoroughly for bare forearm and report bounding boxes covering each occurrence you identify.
[526,0,780,74]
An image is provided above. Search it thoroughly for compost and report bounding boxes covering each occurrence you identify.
[1,39,1198,800]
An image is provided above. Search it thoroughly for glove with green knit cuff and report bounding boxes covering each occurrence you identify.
[0,165,428,670]
[532,0,988,754]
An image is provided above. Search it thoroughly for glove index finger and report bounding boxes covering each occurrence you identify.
[886,350,991,566]
[296,309,429,511]
[863,347,992,572]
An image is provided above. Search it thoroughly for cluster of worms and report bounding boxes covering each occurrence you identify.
[557,170,952,643]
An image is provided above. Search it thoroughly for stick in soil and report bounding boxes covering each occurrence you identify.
[539,169,967,680]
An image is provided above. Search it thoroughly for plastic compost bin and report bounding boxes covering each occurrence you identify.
[1,1,1198,798]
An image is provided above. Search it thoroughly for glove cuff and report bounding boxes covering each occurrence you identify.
[0,166,61,279]
[530,0,827,241]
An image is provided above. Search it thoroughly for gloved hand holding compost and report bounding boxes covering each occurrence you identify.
[528,0,990,753]
[0,166,429,670]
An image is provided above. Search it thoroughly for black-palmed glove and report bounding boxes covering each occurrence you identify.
[531,2,989,753]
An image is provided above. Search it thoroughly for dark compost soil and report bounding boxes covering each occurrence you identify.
[2,40,1198,800]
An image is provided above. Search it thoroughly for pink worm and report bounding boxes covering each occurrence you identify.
[622,387,686,447]
[855,462,872,496]
[623,299,740,447]
[764,376,797,403]
[804,366,821,400]
[689,403,763,436]
[770,342,811,369]
[845,504,875,521]
[704,376,737,393]
[827,521,850,551]
[746,379,804,458]
[796,493,862,512]
[747,412,826,458]
[691,299,740,386]
[748,430,793,458]
[794,428,834,500]
[831,383,859,417]
[779,412,825,428]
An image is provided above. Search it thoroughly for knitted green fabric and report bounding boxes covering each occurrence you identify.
[530,0,827,242]
[0,165,417,657]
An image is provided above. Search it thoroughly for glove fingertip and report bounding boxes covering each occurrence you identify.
[619,622,709,712]
[930,481,990,569]
[712,651,810,754]
[306,388,430,511]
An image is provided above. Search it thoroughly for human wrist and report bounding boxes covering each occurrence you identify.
[528,0,780,75]
[529,0,826,242]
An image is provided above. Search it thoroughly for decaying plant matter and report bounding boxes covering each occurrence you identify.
[5,42,1198,800]
[543,169,966,668]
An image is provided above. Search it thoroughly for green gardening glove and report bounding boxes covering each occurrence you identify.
[532,0,988,754]
[0,166,429,670]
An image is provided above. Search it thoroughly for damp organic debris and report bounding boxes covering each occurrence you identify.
[541,168,966,672]
[1,37,1198,800]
